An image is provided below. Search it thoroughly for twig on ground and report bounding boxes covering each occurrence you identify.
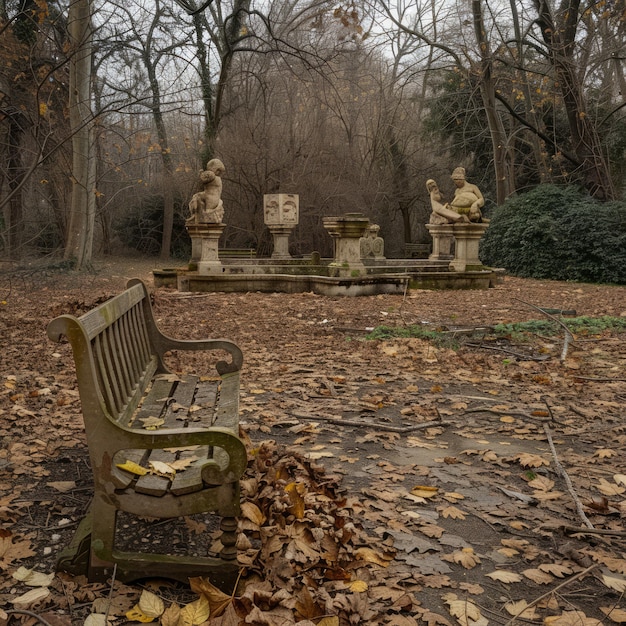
[463,342,548,361]
[4,610,54,626]
[465,407,550,423]
[572,376,626,382]
[104,564,118,624]
[513,297,575,362]
[543,424,594,529]
[560,525,626,538]
[292,412,449,433]
[502,564,599,626]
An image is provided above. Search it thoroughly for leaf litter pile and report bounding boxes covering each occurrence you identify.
[1,257,626,626]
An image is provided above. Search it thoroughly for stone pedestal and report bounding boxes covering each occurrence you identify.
[264,194,299,260]
[323,213,370,277]
[449,223,488,272]
[268,225,293,260]
[186,223,225,275]
[426,224,455,260]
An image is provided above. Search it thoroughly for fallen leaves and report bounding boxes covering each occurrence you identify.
[0,528,36,569]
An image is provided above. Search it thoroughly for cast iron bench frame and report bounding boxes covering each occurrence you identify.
[47,279,246,587]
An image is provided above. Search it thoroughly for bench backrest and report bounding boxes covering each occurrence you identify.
[47,281,158,426]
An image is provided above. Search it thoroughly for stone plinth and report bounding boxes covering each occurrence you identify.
[264,194,299,260]
[186,223,225,275]
[426,224,455,260]
[449,223,489,272]
[268,225,293,260]
[323,213,369,277]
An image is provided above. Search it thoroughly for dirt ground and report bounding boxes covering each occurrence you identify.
[1,256,626,626]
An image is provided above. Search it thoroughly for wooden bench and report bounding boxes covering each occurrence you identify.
[47,279,246,588]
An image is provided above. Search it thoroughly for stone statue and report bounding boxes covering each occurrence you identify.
[426,179,470,224]
[426,168,486,224]
[187,158,225,225]
[360,224,385,259]
[449,167,485,222]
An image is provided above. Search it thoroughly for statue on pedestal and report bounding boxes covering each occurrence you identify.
[426,168,487,224]
[186,158,225,225]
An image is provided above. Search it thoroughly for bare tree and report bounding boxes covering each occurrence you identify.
[64,0,96,267]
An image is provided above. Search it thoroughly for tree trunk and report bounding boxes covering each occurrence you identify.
[533,0,615,200]
[5,117,26,258]
[64,0,96,267]
[472,0,515,204]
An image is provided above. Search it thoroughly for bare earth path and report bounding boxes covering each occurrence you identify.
[1,256,625,625]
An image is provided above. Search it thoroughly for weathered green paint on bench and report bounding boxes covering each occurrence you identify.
[47,279,246,589]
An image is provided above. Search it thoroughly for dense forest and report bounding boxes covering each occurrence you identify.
[1,0,626,264]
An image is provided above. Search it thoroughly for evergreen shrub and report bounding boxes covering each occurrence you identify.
[480,185,626,284]
[116,195,190,259]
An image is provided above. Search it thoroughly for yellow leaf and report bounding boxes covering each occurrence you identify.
[354,547,392,567]
[440,506,466,520]
[10,588,50,608]
[138,590,164,618]
[240,501,266,526]
[509,520,529,530]
[538,563,573,577]
[308,451,335,460]
[148,461,176,477]
[160,603,181,626]
[443,593,487,626]
[602,573,626,593]
[12,567,54,587]
[601,607,626,623]
[285,482,306,520]
[179,596,210,625]
[515,452,549,468]
[545,611,603,626]
[505,600,539,619]
[411,485,439,498]
[443,492,465,501]
[596,449,615,458]
[349,580,368,592]
[523,568,554,584]
[598,478,625,496]
[317,618,340,626]
[125,606,154,623]
[497,547,519,558]
[140,416,164,430]
[447,547,481,569]
[116,460,148,476]
[486,570,522,583]
[614,474,626,487]
[189,577,232,617]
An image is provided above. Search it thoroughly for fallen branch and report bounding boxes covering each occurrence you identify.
[463,342,548,361]
[572,376,626,383]
[503,563,599,626]
[292,412,449,433]
[465,407,550,422]
[543,424,594,529]
[560,525,626,538]
[4,610,54,626]
[513,298,575,362]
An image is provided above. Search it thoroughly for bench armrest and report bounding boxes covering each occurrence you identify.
[157,337,243,375]
[109,426,248,483]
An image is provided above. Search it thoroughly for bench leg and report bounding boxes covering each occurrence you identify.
[219,516,238,561]
[88,497,118,582]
